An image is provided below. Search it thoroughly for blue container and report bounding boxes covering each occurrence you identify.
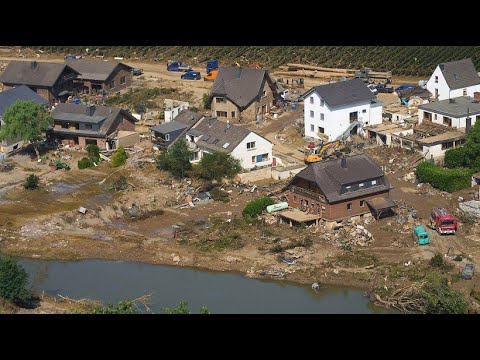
[291,104,297,110]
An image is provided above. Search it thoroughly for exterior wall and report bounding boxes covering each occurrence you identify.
[104,67,133,94]
[117,114,136,131]
[115,132,139,148]
[165,104,189,122]
[426,66,480,101]
[422,139,465,160]
[211,98,240,121]
[78,136,106,149]
[35,87,55,105]
[152,127,186,149]
[0,140,24,154]
[230,132,273,170]
[237,167,272,183]
[304,91,382,141]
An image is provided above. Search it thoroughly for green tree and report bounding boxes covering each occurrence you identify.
[192,152,241,181]
[86,144,100,163]
[202,93,211,109]
[111,147,129,167]
[155,139,192,178]
[0,100,53,160]
[421,275,467,314]
[163,301,210,314]
[24,174,40,190]
[87,300,140,314]
[242,197,275,221]
[0,256,31,303]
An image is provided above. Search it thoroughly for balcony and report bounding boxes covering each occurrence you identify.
[290,185,325,202]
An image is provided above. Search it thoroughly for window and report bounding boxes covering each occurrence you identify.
[305,200,309,206]
[442,141,454,150]
[310,110,314,118]
[347,203,353,210]
[120,76,126,85]
[231,111,236,118]
[216,111,227,117]
[110,80,115,89]
[310,124,314,132]
[320,113,324,120]
[191,152,199,161]
[165,134,170,141]
[320,99,325,106]
[434,114,437,120]
[318,126,324,134]
[345,186,352,192]
[362,109,367,113]
[247,141,256,150]
[215,97,225,103]
[86,139,97,146]
[443,117,452,127]
[359,183,364,188]
[61,122,69,129]
[262,90,266,98]
[262,153,269,161]
[84,123,92,130]
[310,96,314,104]
[435,76,438,83]
[311,202,314,208]
[293,195,297,203]
[463,88,467,96]
[371,180,377,185]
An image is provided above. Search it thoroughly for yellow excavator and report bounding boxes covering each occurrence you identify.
[304,140,342,164]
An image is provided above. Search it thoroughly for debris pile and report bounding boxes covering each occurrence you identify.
[459,200,480,218]
[323,223,374,247]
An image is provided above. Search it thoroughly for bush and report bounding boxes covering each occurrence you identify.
[111,147,128,167]
[209,187,230,202]
[155,139,192,178]
[416,161,473,192]
[86,144,100,163]
[243,197,275,220]
[430,254,444,268]
[202,93,211,109]
[444,147,468,168]
[421,274,467,314]
[0,256,31,303]
[78,157,93,169]
[192,152,241,181]
[24,174,39,190]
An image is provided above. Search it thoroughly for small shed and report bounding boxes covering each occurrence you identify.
[366,197,396,220]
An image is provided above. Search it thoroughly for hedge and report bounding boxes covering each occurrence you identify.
[416,161,473,192]
[242,197,275,220]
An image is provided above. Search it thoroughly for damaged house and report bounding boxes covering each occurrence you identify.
[49,103,138,149]
[150,110,203,150]
[65,59,133,95]
[209,67,280,122]
[287,154,393,221]
[186,117,273,170]
[0,61,80,105]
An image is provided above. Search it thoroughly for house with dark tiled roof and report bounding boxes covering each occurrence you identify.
[49,103,138,149]
[0,61,79,106]
[302,79,383,142]
[186,116,273,169]
[209,67,280,122]
[65,59,133,95]
[287,154,393,221]
[0,85,48,155]
[426,59,480,101]
[150,110,203,150]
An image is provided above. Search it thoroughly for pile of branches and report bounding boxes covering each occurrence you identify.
[371,281,427,314]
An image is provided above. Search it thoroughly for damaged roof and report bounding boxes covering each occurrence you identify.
[51,103,137,137]
[0,85,47,116]
[303,78,375,108]
[150,121,187,134]
[292,154,390,203]
[419,96,480,117]
[0,61,79,87]
[437,58,480,90]
[173,110,203,127]
[210,67,276,109]
[65,59,132,81]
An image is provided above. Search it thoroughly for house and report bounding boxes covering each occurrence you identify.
[49,103,138,149]
[186,117,273,170]
[0,85,47,155]
[418,96,480,129]
[65,59,133,95]
[303,79,383,142]
[150,110,203,150]
[164,99,189,122]
[287,154,393,221]
[210,67,280,122]
[0,61,79,106]
[426,59,480,101]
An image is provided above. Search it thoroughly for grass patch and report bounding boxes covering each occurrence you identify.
[197,231,245,252]
[335,251,380,268]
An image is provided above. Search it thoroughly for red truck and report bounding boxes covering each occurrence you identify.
[429,208,458,235]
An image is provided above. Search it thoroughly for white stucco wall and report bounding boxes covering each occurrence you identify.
[422,144,443,159]
[419,109,480,129]
[304,91,382,142]
[426,66,480,101]
[231,132,273,170]
[165,104,189,123]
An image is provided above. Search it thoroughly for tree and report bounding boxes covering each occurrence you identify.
[192,152,241,181]
[155,139,192,178]
[0,256,31,303]
[24,174,40,190]
[163,301,210,314]
[86,144,100,163]
[0,100,53,160]
[111,147,129,167]
[202,93,211,109]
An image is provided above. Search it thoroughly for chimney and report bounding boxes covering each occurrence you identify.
[474,92,480,100]
[208,117,213,127]
[31,61,38,70]
[341,157,347,169]
[236,67,242,79]
[225,119,231,132]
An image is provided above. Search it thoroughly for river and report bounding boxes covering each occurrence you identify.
[16,258,396,314]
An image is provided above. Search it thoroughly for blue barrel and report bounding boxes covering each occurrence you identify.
[291,104,297,110]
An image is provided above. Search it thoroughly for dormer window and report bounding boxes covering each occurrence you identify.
[371,180,377,185]
[345,185,351,192]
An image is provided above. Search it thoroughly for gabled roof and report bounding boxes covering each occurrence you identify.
[292,154,390,203]
[65,59,133,81]
[150,121,187,134]
[52,103,137,137]
[0,85,47,116]
[210,67,275,109]
[0,61,79,87]
[437,58,480,90]
[192,117,269,153]
[173,110,203,127]
[303,79,375,108]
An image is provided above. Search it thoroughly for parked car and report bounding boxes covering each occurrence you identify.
[394,84,415,93]
[181,71,201,80]
[367,84,378,94]
[413,226,430,245]
[375,84,394,93]
[131,68,143,76]
[461,263,475,280]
